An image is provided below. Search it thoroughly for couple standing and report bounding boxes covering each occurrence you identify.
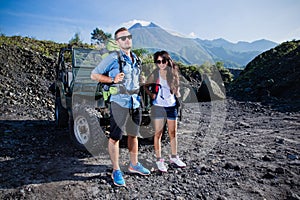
[91,27,186,187]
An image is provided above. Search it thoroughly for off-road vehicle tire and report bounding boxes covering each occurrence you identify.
[55,96,69,128]
[69,104,108,155]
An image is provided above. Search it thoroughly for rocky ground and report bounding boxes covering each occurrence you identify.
[0,41,299,199]
[0,99,299,200]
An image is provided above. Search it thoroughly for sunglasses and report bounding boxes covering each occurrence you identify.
[116,35,132,41]
[156,59,167,64]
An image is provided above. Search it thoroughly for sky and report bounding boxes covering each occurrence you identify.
[0,0,299,44]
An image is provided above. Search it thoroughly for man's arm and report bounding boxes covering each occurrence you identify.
[91,73,114,83]
[91,73,124,84]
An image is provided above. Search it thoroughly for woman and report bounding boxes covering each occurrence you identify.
[144,50,186,172]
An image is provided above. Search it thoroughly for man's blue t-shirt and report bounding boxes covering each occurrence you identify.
[91,50,141,109]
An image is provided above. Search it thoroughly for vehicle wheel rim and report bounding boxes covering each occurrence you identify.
[74,115,90,144]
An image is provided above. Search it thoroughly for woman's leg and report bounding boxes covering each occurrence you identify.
[153,118,166,158]
[167,118,186,168]
[167,119,177,156]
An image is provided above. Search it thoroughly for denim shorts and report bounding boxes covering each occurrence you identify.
[151,105,178,120]
[109,102,141,141]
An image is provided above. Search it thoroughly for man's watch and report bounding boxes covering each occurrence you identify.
[111,77,115,84]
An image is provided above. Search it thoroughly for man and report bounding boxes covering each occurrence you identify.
[91,27,150,187]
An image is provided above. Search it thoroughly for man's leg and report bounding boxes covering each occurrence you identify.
[126,108,150,175]
[108,138,120,170]
[127,135,138,165]
[109,102,127,186]
[109,137,125,186]
[109,102,126,169]
[127,108,141,165]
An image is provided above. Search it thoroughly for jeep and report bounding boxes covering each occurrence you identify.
[53,47,154,154]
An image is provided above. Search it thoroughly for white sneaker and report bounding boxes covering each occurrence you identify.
[156,158,168,172]
[170,155,186,168]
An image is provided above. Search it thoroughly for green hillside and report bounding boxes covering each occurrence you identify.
[228,40,300,111]
[2,35,299,112]
[0,35,65,58]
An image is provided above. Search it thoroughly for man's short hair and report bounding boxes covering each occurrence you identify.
[114,27,129,39]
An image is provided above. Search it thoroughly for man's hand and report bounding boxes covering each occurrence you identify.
[114,72,125,83]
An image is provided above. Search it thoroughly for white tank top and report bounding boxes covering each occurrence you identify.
[153,73,176,107]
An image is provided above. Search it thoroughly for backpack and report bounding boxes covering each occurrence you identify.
[100,44,142,103]
[101,51,125,102]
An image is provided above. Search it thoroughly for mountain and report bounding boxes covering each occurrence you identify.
[129,22,278,68]
[129,23,213,65]
[196,38,278,67]
[198,38,277,52]
[196,39,260,68]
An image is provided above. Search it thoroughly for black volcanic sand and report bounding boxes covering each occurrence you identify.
[1,99,299,200]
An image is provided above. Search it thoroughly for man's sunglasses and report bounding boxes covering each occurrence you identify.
[156,59,167,64]
[116,35,132,41]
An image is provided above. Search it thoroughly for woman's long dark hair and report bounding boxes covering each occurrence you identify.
[153,51,180,95]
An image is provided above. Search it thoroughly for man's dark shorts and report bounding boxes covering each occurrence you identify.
[109,102,141,141]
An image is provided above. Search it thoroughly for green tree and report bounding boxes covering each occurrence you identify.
[69,32,83,46]
[91,28,111,44]
[214,61,233,84]
[215,61,224,71]
[133,48,148,58]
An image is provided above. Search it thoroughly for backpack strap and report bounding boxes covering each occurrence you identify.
[115,50,125,73]
[153,69,161,94]
[136,55,142,67]
[155,75,160,93]
[116,50,142,73]
[113,51,142,96]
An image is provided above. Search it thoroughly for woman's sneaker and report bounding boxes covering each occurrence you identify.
[169,155,186,168]
[128,162,151,175]
[111,169,125,186]
[156,158,168,172]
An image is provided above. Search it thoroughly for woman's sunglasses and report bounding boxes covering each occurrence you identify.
[156,59,167,64]
[116,35,132,41]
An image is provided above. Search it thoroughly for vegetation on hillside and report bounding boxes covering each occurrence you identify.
[1,31,299,111]
[0,33,233,91]
[134,48,233,86]
[0,35,66,58]
[228,40,300,109]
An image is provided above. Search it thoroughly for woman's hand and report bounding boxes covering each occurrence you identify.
[150,93,157,100]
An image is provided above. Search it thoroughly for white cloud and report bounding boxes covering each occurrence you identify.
[166,29,186,37]
[122,19,151,28]
[102,19,152,37]
[165,29,198,39]
[188,32,197,38]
